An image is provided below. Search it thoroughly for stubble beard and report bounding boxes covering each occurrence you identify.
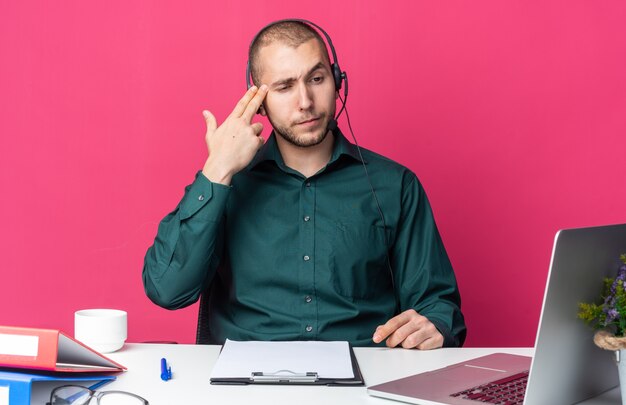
[270,113,333,148]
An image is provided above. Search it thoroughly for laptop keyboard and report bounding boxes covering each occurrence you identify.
[450,370,528,404]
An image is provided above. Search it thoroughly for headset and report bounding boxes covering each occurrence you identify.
[245,19,398,310]
[246,18,347,97]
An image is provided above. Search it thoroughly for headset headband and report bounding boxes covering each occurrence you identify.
[245,18,345,92]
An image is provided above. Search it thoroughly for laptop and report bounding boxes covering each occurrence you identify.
[368,223,626,404]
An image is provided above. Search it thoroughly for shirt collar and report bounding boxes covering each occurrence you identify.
[248,128,366,171]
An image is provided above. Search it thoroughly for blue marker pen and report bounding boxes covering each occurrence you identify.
[161,357,172,381]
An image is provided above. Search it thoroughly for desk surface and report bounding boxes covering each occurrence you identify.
[94,344,619,405]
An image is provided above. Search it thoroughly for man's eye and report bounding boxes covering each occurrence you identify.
[277,85,291,92]
[311,76,324,83]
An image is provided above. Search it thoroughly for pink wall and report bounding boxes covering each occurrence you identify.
[1,1,625,347]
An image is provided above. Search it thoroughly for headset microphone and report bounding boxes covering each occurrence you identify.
[327,118,338,133]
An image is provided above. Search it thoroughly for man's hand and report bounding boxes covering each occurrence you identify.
[202,85,269,185]
[372,309,444,349]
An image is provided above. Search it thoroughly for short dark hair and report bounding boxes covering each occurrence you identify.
[248,21,331,87]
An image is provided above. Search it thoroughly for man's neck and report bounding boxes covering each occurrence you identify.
[275,131,335,178]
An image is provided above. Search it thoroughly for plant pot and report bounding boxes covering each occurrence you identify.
[616,350,626,405]
[595,331,626,403]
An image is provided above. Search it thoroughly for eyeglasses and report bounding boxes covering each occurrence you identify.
[47,384,149,405]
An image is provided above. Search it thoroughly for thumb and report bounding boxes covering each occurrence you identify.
[202,110,217,133]
[250,122,264,135]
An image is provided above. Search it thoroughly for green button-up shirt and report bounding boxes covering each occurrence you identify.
[143,130,466,347]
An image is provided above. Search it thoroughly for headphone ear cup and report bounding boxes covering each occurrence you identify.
[331,63,343,91]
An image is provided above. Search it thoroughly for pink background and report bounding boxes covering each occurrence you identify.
[1,1,625,347]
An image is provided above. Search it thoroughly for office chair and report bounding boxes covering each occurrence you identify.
[196,291,213,345]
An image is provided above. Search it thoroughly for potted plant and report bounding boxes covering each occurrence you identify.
[578,254,626,402]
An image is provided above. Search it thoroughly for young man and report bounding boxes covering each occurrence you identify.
[143,20,466,349]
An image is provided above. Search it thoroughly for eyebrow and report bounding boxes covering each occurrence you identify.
[270,62,327,88]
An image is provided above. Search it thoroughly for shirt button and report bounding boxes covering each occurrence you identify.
[303,255,310,261]
[305,296,312,303]
[305,325,313,332]
[198,195,204,201]
[303,216,310,222]
[305,182,311,187]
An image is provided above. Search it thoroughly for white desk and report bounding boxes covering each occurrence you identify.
[101,344,620,405]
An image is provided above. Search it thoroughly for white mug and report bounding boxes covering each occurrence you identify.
[74,309,127,353]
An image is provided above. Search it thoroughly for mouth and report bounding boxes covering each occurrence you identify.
[295,116,321,126]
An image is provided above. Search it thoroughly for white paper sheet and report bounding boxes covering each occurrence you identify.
[210,340,354,379]
[0,386,8,405]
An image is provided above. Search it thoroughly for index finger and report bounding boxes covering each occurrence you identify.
[373,312,412,343]
[229,86,259,118]
[241,84,268,122]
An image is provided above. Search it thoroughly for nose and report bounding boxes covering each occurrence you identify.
[296,82,313,111]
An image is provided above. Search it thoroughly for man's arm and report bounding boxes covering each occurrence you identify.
[372,173,466,349]
[142,86,269,309]
[142,173,228,309]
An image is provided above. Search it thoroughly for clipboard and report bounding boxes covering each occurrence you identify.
[209,340,364,386]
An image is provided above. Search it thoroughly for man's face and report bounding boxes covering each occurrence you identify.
[256,38,337,147]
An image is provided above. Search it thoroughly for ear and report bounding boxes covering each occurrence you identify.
[259,104,267,116]
[335,90,340,100]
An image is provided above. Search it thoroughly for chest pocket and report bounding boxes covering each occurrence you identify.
[330,220,391,299]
